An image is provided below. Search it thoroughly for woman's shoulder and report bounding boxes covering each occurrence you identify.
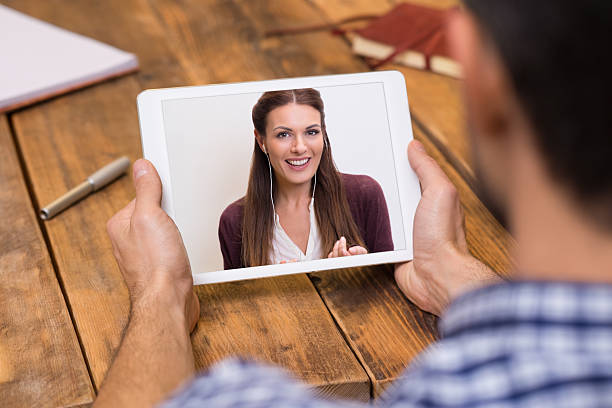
[340,173,384,200]
[219,197,245,228]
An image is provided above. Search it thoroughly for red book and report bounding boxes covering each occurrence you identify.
[351,3,461,78]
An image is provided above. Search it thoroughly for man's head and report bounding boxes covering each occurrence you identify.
[451,1,612,230]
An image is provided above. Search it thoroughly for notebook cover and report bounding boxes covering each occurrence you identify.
[0,5,139,113]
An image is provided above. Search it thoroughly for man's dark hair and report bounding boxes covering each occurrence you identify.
[464,1,612,224]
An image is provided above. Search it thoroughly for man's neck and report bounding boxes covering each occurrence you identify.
[510,132,612,283]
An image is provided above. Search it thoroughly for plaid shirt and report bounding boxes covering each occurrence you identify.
[161,282,612,407]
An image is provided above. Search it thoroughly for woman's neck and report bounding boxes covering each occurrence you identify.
[275,178,312,209]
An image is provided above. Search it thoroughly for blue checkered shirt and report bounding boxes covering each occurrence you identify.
[160,282,612,407]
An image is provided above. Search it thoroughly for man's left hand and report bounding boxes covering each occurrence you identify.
[106,159,200,333]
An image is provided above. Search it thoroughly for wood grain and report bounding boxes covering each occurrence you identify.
[308,0,459,19]
[193,276,370,400]
[310,264,438,397]
[5,0,369,400]
[0,115,94,407]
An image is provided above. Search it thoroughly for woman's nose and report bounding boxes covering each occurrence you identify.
[291,135,307,153]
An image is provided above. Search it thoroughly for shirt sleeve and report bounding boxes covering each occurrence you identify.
[157,359,363,408]
[218,203,243,270]
[361,177,394,253]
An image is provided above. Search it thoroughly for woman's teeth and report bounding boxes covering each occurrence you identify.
[287,158,309,166]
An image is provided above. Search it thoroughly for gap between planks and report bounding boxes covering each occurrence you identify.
[6,113,99,395]
[306,274,375,400]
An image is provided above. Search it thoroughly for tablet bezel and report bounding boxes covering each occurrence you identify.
[137,71,420,285]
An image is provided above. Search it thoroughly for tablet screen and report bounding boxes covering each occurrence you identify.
[157,80,411,278]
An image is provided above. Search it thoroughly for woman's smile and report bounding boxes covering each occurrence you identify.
[285,157,311,170]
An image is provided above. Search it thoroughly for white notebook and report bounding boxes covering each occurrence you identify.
[0,5,139,112]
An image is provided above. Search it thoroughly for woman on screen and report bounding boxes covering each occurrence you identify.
[218,88,393,269]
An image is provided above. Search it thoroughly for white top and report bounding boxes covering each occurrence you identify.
[270,198,325,264]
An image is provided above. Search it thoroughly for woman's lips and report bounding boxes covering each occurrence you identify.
[285,157,311,170]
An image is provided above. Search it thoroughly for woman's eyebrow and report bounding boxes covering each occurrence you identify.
[272,124,320,131]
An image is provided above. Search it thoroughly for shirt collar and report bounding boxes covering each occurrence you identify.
[272,198,320,261]
[441,281,612,338]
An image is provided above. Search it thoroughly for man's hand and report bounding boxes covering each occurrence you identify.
[395,141,501,316]
[106,159,199,332]
[96,159,199,407]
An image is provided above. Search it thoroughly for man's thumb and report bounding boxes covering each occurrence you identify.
[133,159,162,210]
[407,140,447,190]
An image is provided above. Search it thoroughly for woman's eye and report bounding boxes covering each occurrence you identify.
[306,129,320,136]
[276,131,290,138]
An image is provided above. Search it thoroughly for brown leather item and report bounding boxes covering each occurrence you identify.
[264,3,459,74]
[354,3,456,69]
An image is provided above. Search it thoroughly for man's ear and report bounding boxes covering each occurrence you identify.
[254,130,266,153]
[449,11,513,138]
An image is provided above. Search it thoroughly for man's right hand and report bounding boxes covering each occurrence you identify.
[395,140,501,316]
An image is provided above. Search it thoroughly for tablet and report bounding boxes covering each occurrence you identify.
[137,71,420,285]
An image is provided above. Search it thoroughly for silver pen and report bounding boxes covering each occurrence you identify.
[40,156,130,220]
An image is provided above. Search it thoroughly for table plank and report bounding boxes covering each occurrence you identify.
[5,0,369,400]
[309,0,458,24]
[310,264,437,397]
[0,115,94,407]
[194,276,370,400]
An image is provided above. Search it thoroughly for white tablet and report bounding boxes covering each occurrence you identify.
[137,71,420,285]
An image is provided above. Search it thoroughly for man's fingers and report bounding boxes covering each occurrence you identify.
[407,140,450,190]
[133,159,163,212]
[115,199,136,222]
[107,199,136,237]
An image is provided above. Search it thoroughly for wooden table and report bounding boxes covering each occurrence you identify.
[0,0,513,406]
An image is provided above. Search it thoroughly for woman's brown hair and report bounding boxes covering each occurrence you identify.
[241,88,366,267]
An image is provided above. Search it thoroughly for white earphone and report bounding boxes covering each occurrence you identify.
[263,141,318,221]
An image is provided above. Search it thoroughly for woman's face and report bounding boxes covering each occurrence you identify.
[259,103,324,189]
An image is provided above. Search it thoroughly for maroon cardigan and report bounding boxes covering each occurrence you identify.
[218,173,394,269]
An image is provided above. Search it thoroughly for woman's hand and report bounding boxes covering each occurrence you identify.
[327,236,368,258]
[394,141,501,316]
